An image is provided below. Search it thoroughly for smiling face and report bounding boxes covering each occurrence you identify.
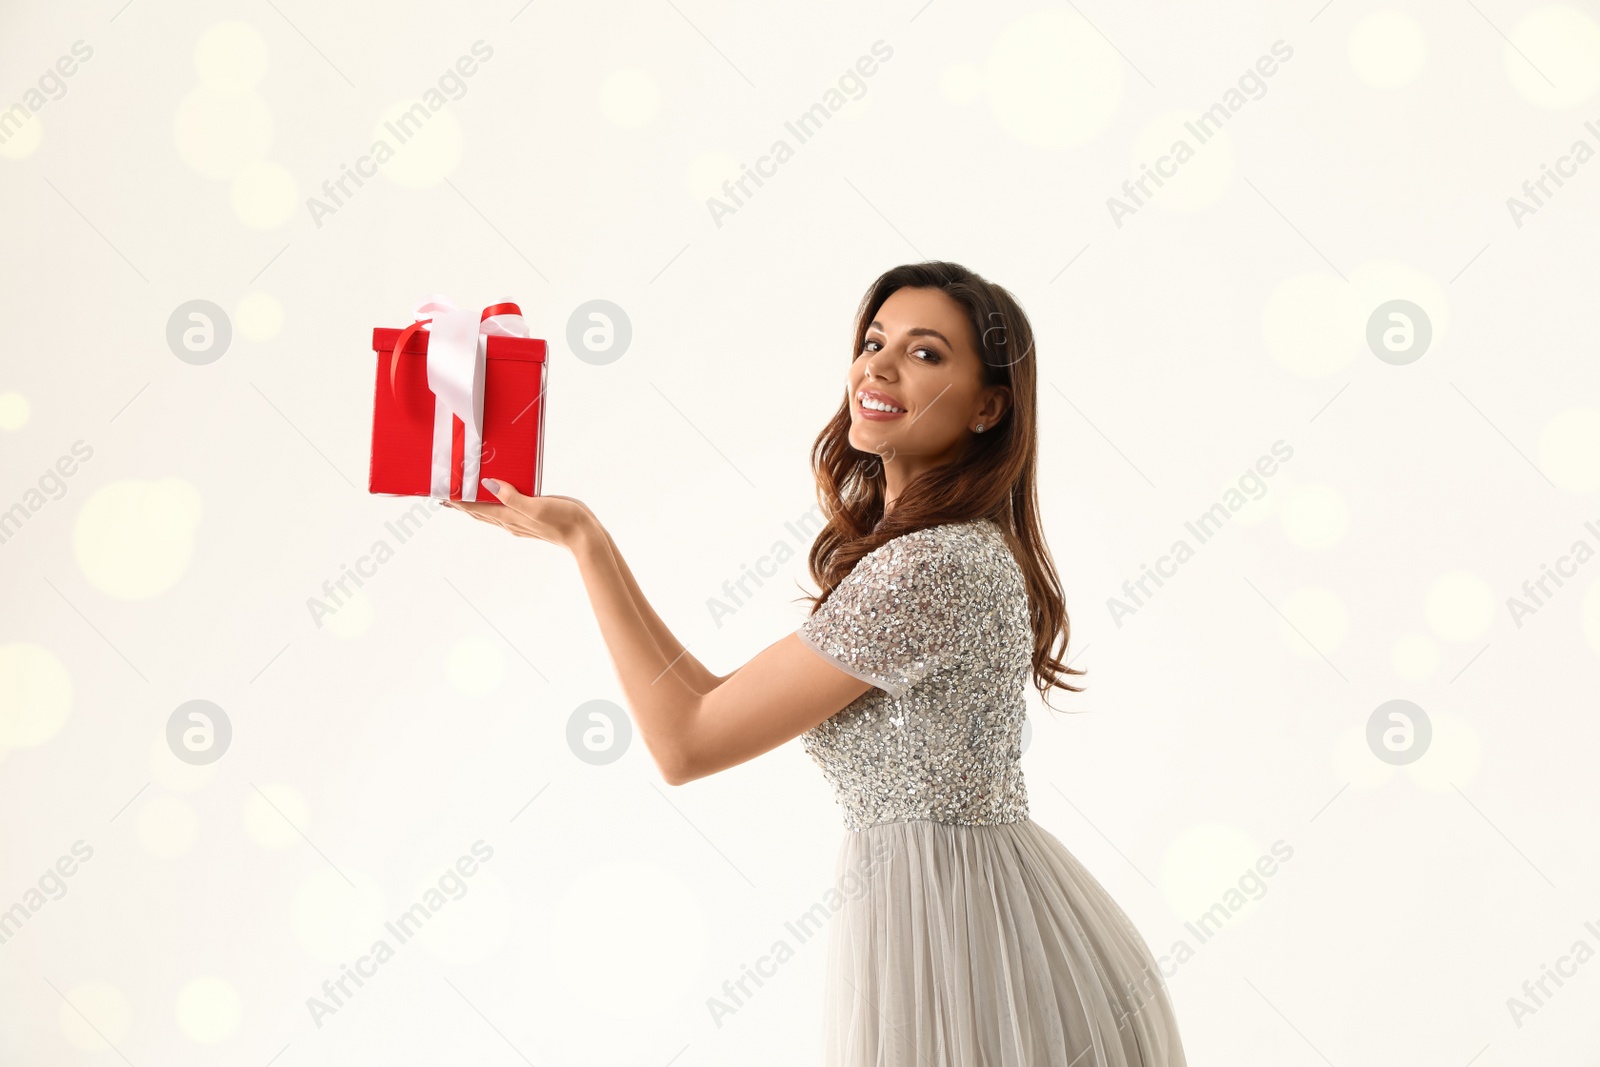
[847,286,1010,502]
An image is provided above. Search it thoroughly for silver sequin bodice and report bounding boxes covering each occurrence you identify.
[797,519,1033,832]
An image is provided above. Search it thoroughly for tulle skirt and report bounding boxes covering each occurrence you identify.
[823,818,1187,1067]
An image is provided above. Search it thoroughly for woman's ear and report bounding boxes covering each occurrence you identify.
[981,385,1012,427]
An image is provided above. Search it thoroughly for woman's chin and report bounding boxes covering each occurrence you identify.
[849,429,899,455]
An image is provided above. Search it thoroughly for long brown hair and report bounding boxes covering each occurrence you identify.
[803,260,1084,710]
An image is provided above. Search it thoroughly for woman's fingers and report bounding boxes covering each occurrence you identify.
[443,489,590,549]
[446,498,539,539]
[450,500,502,518]
[481,479,528,512]
[448,501,511,529]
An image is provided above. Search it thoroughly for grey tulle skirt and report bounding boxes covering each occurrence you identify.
[824,818,1188,1066]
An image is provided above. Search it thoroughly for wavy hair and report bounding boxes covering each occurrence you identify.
[803,260,1084,709]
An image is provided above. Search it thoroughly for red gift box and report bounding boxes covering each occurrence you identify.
[368,300,548,500]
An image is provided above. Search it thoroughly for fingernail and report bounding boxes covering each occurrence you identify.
[482,478,500,493]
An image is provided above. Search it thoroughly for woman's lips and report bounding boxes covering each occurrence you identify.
[856,389,908,421]
[856,397,907,421]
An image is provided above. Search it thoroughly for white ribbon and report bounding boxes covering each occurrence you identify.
[405,294,530,501]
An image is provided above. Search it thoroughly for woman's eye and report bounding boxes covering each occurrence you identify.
[860,338,940,363]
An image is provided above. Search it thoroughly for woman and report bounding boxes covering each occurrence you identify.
[448,261,1188,1065]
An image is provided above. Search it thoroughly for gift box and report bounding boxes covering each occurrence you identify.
[368,296,548,501]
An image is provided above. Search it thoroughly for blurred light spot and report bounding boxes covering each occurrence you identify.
[1425,570,1495,642]
[231,160,297,228]
[985,8,1122,149]
[195,22,269,90]
[74,478,203,600]
[1279,483,1348,550]
[293,868,387,963]
[1158,822,1272,921]
[0,643,72,748]
[325,588,373,639]
[1539,407,1600,493]
[548,861,707,1024]
[600,68,661,128]
[173,85,272,179]
[0,392,30,430]
[1128,113,1234,213]
[1348,10,1429,88]
[0,113,42,159]
[243,782,309,848]
[1350,259,1451,356]
[447,634,505,696]
[235,292,284,342]
[1333,722,1398,789]
[1260,274,1363,376]
[685,150,740,201]
[174,976,241,1043]
[939,61,983,104]
[1506,7,1600,108]
[373,102,461,189]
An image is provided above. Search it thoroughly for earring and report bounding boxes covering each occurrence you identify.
[975,423,985,432]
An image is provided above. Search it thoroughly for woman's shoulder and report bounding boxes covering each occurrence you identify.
[874,520,1031,653]
[872,518,1022,587]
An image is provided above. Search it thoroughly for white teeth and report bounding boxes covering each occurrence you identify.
[859,395,905,413]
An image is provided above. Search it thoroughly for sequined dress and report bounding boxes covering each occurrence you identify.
[797,518,1187,1066]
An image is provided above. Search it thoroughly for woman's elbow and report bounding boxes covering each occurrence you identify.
[652,739,698,786]
[660,757,699,787]
[664,735,721,785]
[652,704,705,786]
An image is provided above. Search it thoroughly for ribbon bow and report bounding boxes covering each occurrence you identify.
[388,294,529,501]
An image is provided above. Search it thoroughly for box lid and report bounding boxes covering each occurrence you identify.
[372,326,547,363]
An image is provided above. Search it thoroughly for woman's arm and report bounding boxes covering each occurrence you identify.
[448,485,870,784]
[569,519,871,784]
[590,523,724,694]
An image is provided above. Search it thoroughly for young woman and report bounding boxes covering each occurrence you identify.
[448,261,1188,1065]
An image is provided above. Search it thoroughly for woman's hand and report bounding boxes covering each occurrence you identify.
[445,479,595,552]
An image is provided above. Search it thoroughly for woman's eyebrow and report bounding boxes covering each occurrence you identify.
[867,320,952,348]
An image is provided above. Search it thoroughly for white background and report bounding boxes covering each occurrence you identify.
[3,0,1600,1064]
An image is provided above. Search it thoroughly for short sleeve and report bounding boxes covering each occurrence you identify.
[797,533,969,699]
